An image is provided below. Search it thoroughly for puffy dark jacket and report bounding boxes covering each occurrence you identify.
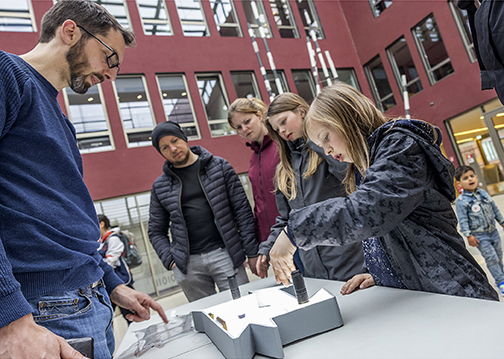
[148,146,258,275]
[246,134,280,243]
[289,120,498,301]
[259,137,365,281]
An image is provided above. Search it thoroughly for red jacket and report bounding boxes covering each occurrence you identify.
[247,134,280,243]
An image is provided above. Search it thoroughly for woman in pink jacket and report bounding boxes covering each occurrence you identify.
[228,98,280,250]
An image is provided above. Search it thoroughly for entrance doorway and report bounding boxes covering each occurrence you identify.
[447,98,504,195]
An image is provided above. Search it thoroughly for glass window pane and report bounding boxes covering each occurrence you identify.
[115,76,156,147]
[94,0,130,29]
[209,0,241,37]
[241,0,272,38]
[136,0,172,36]
[64,85,113,153]
[387,37,423,95]
[266,70,289,96]
[157,74,200,139]
[337,68,361,91]
[196,74,233,137]
[231,71,261,99]
[365,55,396,111]
[413,14,454,84]
[292,69,315,104]
[269,0,298,39]
[449,0,476,62]
[369,0,393,17]
[174,0,209,36]
[0,0,35,32]
[295,0,324,39]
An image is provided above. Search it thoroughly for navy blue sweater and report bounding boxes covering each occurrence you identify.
[0,50,123,327]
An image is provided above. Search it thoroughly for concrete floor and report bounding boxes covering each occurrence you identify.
[112,193,504,349]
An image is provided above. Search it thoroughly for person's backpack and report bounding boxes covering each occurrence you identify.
[458,0,504,103]
[117,230,143,269]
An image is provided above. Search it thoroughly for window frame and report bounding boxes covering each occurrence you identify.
[209,0,242,37]
[295,0,324,39]
[195,72,234,138]
[411,13,454,85]
[448,0,476,63]
[230,70,262,100]
[241,0,273,38]
[63,84,115,153]
[135,0,173,36]
[112,74,157,148]
[93,0,132,29]
[364,55,396,112]
[0,0,37,32]
[386,36,423,96]
[174,0,210,37]
[368,0,393,18]
[269,0,299,39]
[155,73,201,140]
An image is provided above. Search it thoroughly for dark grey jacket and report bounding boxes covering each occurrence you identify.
[148,146,258,275]
[258,137,365,281]
[289,120,498,301]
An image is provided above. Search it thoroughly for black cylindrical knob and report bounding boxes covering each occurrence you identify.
[228,275,241,299]
[291,270,309,304]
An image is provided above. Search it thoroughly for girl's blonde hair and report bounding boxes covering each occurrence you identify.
[304,82,389,194]
[265,93,322,200]
[227,98,267,128]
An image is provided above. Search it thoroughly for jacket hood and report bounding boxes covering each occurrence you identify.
[162,145,213,176]
[368,119,456,201]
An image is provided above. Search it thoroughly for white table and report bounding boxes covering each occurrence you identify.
[115,277,503,359]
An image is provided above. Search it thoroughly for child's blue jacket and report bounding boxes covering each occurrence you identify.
[455,188,504,237]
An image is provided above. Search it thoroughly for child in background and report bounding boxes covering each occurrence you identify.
[268,82,498,301]
[455,165,504,295]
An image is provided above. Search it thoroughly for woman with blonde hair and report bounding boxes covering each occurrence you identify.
[228,98,280,250]
[270,82,498,301]
[258,92,365,280]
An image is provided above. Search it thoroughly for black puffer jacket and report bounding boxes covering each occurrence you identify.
[289,120,498,301]
[148,146,258,274]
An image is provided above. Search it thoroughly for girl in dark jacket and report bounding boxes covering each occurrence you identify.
[261,92,365,281]
[269,82,498,301]
[228,98,280,246]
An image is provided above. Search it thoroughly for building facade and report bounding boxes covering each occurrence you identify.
[1,0,502,297]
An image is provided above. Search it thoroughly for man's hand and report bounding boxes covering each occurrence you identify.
[340,273,375,295]
[247,257,259,276]
[0,314,85,359]
[467,235,479,247]
[110,285,168,324]
[256,254,269,278]
[269,229,297,286]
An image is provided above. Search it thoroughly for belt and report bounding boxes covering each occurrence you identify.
[90,279,103,288]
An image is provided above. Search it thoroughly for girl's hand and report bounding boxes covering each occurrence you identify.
[340,273,375,295]
[269,229,297,286]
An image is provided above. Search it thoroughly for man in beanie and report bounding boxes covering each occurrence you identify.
[148,121,259,301]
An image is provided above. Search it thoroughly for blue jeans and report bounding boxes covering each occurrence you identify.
[173,247,249,302]
[27,280,115,359]
[475,229,504,285]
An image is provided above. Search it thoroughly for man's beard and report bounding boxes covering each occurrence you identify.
[172,150,191,167]
[66,39,104,94]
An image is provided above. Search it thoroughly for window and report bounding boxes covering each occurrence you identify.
[293,68,361,104]
[156,74,200,139]
[241,0,272,38]
[292,69,316,104]
[136,0,172,35]
[63,85,113,153]
[412,14,454,84]
[266,70,289,96]
[94,0,131,29]
[369,0,392,18]
[449,0,476,62]
[269,0,298,38]
[196,73,233,137]
[231,71,261,99]
[387,37,422,96]
[0,0,36,32]
[295,0,324,39]
[114,75,156,147]
[209,0,241,37]
[174,0,209,36]
[365,56,396,112]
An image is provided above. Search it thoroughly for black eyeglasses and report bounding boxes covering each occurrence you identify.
[77,25,120,73]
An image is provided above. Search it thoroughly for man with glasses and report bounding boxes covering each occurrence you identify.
[0,1,167,358]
